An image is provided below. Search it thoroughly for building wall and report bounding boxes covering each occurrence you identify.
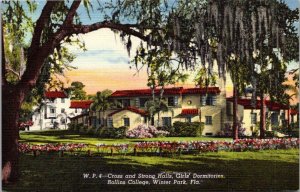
[106,92,225,135]
[111,110,143,130]
[226,101,286,136]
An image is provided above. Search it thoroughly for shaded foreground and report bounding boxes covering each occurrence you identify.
[3,149,299,191]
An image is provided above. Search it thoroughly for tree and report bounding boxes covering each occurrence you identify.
[90,90,113,127]
[68,81,87,100]
[145,98,170,127]
[2,0,298,183]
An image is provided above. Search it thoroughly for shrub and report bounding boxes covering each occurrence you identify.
[265,131,275,138]
[79,125,88,133]
[217,123,246,137]
[86,127,96,136]
[158,126,175,136]
[68,123,76,131]
[126,124,169,138]
[98,126,128,138]
[172,121,203,137]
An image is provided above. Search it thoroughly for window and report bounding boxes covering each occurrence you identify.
[162,117,172,126]
[271,112,279,126]
[92,117,97,127]
[50,108,55,114]
[117,99,123,108]
[139,98,149,107]
[168,97,175,106]
[61,98,65,103]
[107,117,113,127]
[135,98,140,107]
[206,95,216,105]
[251,113,257,124]
[61,118,66,124]
[85,117,88,124]
[123,99,130,107]
[75,108,78,113]
[205,116,213,125]
[186,116,192,123]
[123,118,130,127]
[201,96,206,106]
[61,108,65,113]
[201,95,216,106]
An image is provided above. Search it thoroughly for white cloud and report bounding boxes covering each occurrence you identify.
[69,29,142,70]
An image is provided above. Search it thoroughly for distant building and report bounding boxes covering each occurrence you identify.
[30,91,93,131]
[70,86,291,136]
[71,87,227,136]
[226,98,289,135]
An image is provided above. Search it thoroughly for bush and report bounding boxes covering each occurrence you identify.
[265,131,275,138]
[79,125,88,133]
[126,124,169,138]
[172,121,203,137]
[69,123,83,133]
[86,127,96,136]
[217,123,246,137]
[98,126,128,138]
[68,123,76,131]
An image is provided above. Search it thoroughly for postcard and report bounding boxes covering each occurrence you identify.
[2,0,299,191]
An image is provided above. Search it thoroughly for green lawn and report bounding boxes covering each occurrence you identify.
[19,130,232,145]
[4,130,298,191]
[4,149,299,191]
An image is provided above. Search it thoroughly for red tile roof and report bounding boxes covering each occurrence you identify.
[182,87,221,94]
[70,100,93,109]
[181,109,199,115]
[108,106,147,116]
[45,91,68,99]
[226,98,289,110]
[110,87,220,97]
[290,109,299,115]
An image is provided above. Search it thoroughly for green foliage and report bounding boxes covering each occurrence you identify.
[90,90,113,112]
[97,127,128,138]
[68,81,87,100]
[171,121,203,137]
[194,67,218,88]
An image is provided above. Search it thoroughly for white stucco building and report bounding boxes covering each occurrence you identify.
[30,91,93,131]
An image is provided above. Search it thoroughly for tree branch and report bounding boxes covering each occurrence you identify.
[29,1,57,53]
[18,1,58,90]
[63,0,81,27]
[71,21,149,41]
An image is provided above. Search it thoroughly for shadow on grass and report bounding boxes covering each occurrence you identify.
[3,151,299,192]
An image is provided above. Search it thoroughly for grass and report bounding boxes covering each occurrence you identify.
[19,130,232,146]
[4,130,298,191]
[4,149,299,191]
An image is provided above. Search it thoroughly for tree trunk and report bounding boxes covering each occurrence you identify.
[259,95,266,139]
[2,86,23,183]
[232,84,238,140]
[287,104,290,131]
[102,110,105,127]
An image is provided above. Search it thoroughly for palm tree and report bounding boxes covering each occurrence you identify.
[90,90,113,128]
[145,98,171,127]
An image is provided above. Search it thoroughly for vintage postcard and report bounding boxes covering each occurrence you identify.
[1,0,299,191]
